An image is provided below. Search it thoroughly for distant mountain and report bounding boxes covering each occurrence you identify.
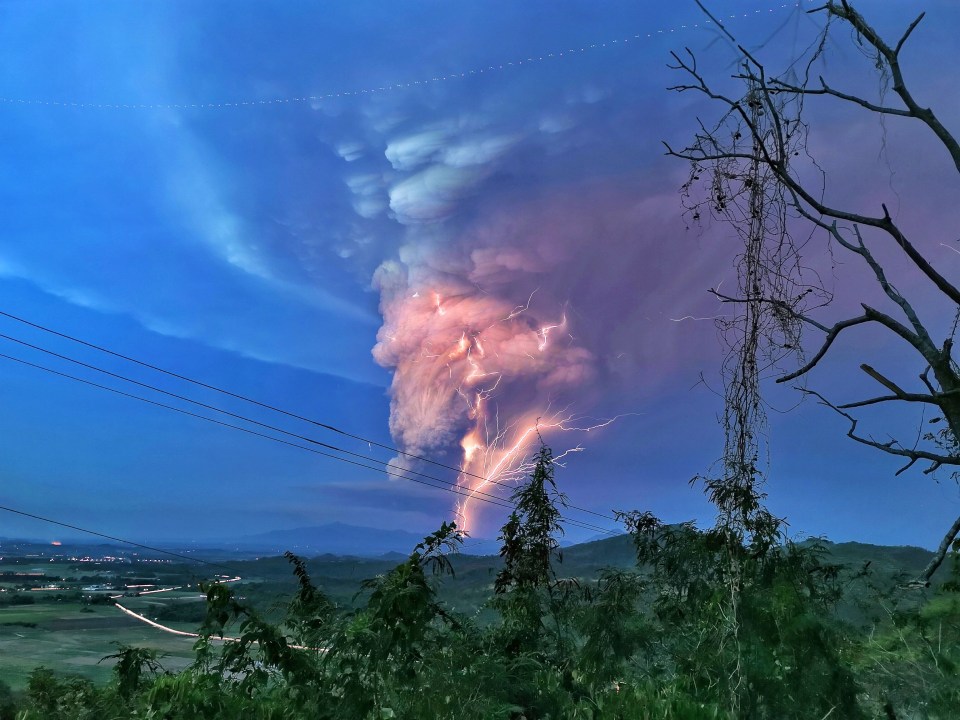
[216,532,944,619]
[230,523,449,557]
[555,533,937,581]
[459,536,503,556]
[231,523,527,558]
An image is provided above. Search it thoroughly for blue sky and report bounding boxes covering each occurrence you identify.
[0,0,958,549]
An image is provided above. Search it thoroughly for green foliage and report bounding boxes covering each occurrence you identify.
[491,443,572,662]
[853,542,960,718]
[17,667,109,720]
[5,449,952,719]
[0,680,17,720]
[577,569,650,681]
[284,550,335,647]
[100,644,164,699]
[323,521,465,718]
[198,580,317,695]
[496,443,565,595]
[0,593,34,606]
[616,511,864,719]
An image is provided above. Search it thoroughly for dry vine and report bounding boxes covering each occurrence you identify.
[668,0,960,586]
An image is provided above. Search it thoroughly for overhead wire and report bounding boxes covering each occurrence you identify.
[0,351,514,513]
[0,310,621,526]
[0,309,520,484]
[0,348,618,537]
[0,3,809,112]
[0,331,517,500]
[0,502,240,575]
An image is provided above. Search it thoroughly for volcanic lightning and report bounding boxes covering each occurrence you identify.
[373,259,612,535]
[452,408,620,533]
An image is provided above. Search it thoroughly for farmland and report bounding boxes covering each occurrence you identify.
[0,533,941,692]
[0,543,242,690]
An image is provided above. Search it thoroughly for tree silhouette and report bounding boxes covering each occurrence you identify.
[666,0,960,584]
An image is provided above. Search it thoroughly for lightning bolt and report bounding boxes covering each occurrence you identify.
[374,274,621,537]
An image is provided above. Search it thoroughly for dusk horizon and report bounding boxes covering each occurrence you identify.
[0,0,957,552]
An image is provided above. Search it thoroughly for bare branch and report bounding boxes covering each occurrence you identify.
[895,12,927,55]
[838,393,943,410]
[824,2,960,173]
[692,0,739,46]
[718,68,960,311]
[777,313,872,382]
[895,457,918,476]
[670,2,960,578]
[859,364,907,396]
[797,387,960,469]
[714,282,936,384]
[664,145,758,164]
[875,211,960,311]
[767,76,911,117]
[709,288,827,329]
[789,186,960,313]
[845,226,936,352]
[860,304,929,358]
[913,513,960,587]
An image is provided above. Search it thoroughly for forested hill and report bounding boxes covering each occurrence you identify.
[556,534,934,578]
[226,532,939,620]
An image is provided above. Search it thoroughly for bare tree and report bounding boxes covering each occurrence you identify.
[666,0,960,585]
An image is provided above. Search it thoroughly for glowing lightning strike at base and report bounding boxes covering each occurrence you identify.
[424,293,618,534]
[453,409,622,533]
[373,277,623,536]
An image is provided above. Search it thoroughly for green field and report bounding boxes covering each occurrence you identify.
[0,549,240,690]
[0,536,941,694]
[0,599,203,691]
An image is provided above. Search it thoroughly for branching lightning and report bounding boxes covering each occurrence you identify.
[374,274,620,534]
[453,407,620,533]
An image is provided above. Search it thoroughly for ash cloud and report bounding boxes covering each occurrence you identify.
[353,89,730,492]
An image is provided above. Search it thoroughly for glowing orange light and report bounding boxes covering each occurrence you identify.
[461,428,484,464]
[374,278,619,536]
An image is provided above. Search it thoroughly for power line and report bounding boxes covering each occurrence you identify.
[0,351,513,512]
[0,309,493,482]
[0,4,804,112]
[0,331,516,502]
[0,350,618,537]
[0,502,240,575]
[0,310,620,525]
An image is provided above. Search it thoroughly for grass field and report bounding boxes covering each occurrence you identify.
[0,600,201,691]
[0,537,940,694]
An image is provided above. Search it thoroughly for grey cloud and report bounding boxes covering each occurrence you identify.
[538,114,577,134]
[388,164,489,224]
[384,128,454,171]
[441,133,521,167]
[346,173,389,218]
[336,141,366,161]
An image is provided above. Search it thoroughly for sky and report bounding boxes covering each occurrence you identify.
[0,0,959,550]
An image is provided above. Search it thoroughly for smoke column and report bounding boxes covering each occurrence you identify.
[373,247,598,533]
